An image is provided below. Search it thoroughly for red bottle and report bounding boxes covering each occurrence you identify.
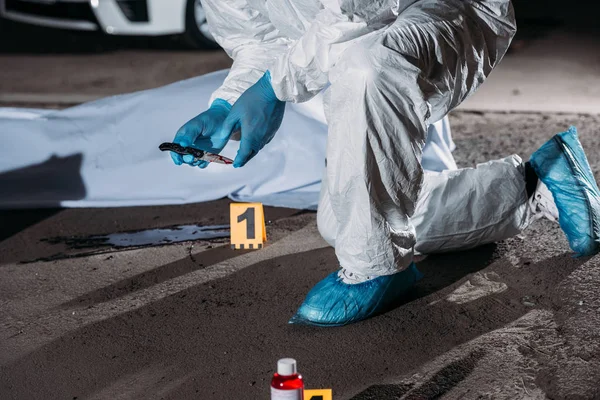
[271,358,304,400]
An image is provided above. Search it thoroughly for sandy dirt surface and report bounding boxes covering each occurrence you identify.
[1,111,600,399]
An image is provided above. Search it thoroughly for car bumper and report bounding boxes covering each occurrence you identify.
[0,0,186,35]
[0,0,99,31]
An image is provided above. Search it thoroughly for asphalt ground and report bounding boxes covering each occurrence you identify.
[2,15,600,400]
[0,18,231,102]
[1,111,600,399]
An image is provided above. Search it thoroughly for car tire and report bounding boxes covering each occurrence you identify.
[183,0,220,49]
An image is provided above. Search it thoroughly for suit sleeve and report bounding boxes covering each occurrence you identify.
[202,0,292,105]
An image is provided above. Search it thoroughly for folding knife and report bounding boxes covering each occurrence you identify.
[159,142,233,165]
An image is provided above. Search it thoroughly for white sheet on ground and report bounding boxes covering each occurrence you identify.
[0,70,456,210]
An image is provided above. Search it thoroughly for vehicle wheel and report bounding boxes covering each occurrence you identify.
[183,0,220,49]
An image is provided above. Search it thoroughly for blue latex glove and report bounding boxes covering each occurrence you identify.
[171,98,231,168]
[220,71,285,168]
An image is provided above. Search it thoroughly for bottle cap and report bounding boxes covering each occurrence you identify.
[277,358,297,376]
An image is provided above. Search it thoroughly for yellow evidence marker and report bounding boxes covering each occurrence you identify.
[304,389,333,400]
[230,203,267,250]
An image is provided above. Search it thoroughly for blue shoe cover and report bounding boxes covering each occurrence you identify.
[289,263,424,327]
[530,126,600,256]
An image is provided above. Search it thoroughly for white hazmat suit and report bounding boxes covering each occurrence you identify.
[203,0,519,278]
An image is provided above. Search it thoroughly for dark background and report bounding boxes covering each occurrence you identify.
[1,0,599,53]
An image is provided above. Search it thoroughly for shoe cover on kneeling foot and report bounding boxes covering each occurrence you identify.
[289,263,423,327]
[530,126,600,256]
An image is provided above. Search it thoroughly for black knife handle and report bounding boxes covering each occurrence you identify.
[159,142,206,158]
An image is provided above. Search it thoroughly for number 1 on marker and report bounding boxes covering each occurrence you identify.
[230,203,266,250]
[237,207,256,240]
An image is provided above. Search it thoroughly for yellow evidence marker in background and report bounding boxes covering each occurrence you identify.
[304,389,333,400]
[230,203,267,250]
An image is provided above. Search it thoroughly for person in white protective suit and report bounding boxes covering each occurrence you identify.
[170,0,600,326]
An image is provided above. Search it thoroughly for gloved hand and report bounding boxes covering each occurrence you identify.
[220,71,286,168]
[171,98,231,168]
